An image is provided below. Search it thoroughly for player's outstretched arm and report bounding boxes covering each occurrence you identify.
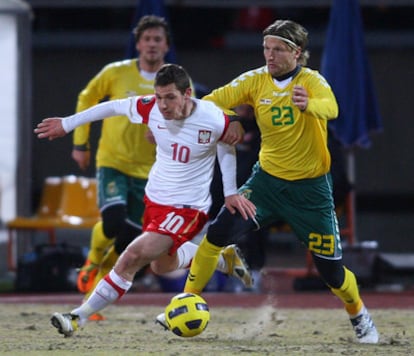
[224,194,256,221]
[35,98,137,142]
[34,118,66,140]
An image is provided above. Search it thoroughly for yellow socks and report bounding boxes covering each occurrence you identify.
[88,221,114,265]
[330,267,364,317]
[184,236,222,295]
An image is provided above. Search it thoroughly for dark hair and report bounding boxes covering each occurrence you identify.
[155,64,191,94]
[263,19,310,65]
[132,15,171,46]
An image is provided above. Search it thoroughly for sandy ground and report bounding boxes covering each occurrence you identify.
[0,303,413,356]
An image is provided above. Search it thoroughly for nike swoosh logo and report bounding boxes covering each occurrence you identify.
[157,125,167,129]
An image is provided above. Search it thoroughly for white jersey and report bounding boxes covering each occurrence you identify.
[63,95,237,213]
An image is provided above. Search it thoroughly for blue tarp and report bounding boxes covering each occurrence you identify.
[321,0,382,148]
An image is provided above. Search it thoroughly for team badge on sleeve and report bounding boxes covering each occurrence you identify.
[198,130,211,144]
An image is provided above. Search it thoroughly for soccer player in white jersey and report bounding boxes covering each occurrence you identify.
[35,63,256,337]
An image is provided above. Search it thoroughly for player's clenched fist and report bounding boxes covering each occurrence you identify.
[292,85,308,111]
[34,118,66,140]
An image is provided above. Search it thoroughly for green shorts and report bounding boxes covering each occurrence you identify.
[97,167,147,226]
[239,163,342,259]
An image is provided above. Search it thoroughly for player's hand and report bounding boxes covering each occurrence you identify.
[292,85,308,111]
[34,118,66,140]
[72,149,90,171]
[222,121,244,145]
[224,194,256,220]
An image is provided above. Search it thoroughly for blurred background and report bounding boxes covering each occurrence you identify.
[1,0,413,290]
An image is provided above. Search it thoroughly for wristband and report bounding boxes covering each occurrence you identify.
[73,144,90,151]
[228,115,241,123]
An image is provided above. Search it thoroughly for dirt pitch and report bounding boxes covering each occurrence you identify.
[0,292,413,356]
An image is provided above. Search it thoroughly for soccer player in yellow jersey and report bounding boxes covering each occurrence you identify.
[181,19,379,344]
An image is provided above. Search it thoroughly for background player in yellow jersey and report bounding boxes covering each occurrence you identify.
[173,19,379,344]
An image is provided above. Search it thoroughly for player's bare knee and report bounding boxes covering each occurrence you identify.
[115,247,147,275]
[123,246,143,262]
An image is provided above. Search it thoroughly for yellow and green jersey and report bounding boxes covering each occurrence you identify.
[204,66,338,181]
[74,59,156,179]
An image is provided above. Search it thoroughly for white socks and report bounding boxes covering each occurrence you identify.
[176,242,226,272]
[72,269,132,321]
[176,242,198,269]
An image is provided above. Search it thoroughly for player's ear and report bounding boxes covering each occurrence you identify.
[294,47,302,60]
[185,87,192,98]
